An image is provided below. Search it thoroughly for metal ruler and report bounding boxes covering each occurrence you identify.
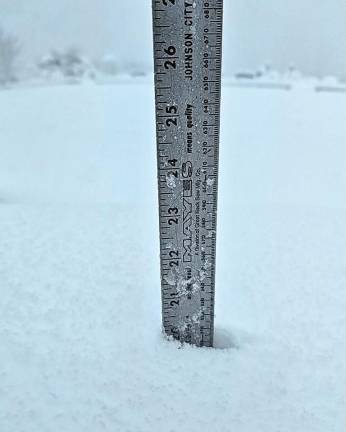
[152,0,223,347]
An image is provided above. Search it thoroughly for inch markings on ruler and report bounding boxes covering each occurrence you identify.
[152,0,223,347]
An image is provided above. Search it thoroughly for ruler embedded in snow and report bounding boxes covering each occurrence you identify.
[152,0,223,347]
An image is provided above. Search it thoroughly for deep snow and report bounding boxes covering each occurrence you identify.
[0,81,345,432]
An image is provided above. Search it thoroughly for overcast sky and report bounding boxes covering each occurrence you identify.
[1,0,345,77]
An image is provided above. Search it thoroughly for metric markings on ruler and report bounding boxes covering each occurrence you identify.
[153,0,223,347]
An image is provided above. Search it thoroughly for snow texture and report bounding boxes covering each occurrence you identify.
[0,81,345,432]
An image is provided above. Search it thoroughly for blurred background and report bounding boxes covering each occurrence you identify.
[1,3,345,432]
[1,0,346,84]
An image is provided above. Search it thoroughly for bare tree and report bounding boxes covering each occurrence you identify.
[0,27,20,85]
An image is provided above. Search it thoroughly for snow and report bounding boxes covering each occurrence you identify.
[0,80,345,431]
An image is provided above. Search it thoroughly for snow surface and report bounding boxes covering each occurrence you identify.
[0,81,345,431]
